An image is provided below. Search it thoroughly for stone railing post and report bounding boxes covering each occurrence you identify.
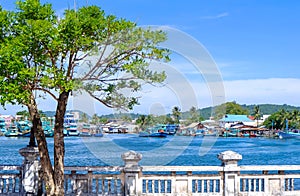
[19,146,40,195]
[218,150,242,196]
[122,151,142,196]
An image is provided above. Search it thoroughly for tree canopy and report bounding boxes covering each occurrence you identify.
[0,1,170,195]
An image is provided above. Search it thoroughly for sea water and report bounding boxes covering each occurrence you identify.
[0,134,300,166]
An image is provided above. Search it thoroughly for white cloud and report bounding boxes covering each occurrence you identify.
[1,78,299,116]
[224,78,300,106]
[200,12,229,20]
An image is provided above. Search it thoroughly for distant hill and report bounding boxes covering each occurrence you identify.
[42,110,92,119]
[183,104,300,120]
[42,104,300,120]
[241,104,300,115]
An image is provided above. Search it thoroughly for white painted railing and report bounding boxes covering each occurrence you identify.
[140,166,223,195]
[0,165,22,195]
[2,147,300,195]
[64,166,124,196]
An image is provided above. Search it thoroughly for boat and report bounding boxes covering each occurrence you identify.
[203,130,218,137]
[93,133,104,137]
[67,124,80,136]
[42,120,54,137]
[165,124,179,135]
[278,130,300,139]
[150,124,179,135]
[194,129,205,137]
[5,125,21,137]
[0,118,7,133]
[80,131,92,137]
[63,128,68,136]
[139,127,168,138]
[93,126,103,137]
[16,120,31,136]
[64,113,79,136]
[80,124,92,137]
[139,131,167,138]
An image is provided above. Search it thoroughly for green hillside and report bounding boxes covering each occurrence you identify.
[42,103,300,121]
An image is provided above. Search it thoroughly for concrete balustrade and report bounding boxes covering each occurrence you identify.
[1,148,300,195]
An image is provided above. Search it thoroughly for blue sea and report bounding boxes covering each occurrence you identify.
[0,134,300,167]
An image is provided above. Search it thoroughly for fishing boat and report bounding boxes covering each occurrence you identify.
[5,125,20,137]
[167,124,179,135]
[67,124,80,136]
[93,132,104,137]
[42,120,54,137]
[139,131,167,138]
[278,130,300,139]
[80,124,92,137]
[93,126,103,137]
[80,131,92,137]
[0,118,7,133]
[16,121,31,137]
[139,126,168,138]
[64,113,79,136]
[194,129,205,137]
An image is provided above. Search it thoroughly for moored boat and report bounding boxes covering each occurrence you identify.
[67,124,80,136]
[278,130,300,139]
[139,131,167,138]
[0,118,7,133]
[64,113,79,136]
[139,126,168,138]
[80,124,92,137]
[16,120,31,136]
[93,133,104,137]
[5,125,20,137]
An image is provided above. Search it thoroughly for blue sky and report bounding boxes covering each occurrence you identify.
[1,0,300,116]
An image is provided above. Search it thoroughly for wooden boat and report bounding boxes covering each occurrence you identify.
[42,120,54,137]
[139,132,167,138]
[80,124,92,137]
[0,118,7,133]
[93,133,104,137]
[5,125,20,137]
[194,130,204,137]
[16,121,31,136]
[139,125,169,138]
[44,129,54,137]
[278,130,300,139]
[80,131,92,137]
[67,124,80,136]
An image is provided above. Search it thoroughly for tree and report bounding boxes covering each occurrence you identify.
[80,113,89,123]
[263,109,300,130]
[214,101,249,119]
[91,114,100,125]
[0,1,169,195]
[136,115,154,131]
[16,110,30,120]
[188,106,201,123]
[172,106,181,124]
[253,105,261,127]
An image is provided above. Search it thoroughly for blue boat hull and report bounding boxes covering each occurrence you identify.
[139,132,167,138]
[278,131,300,139]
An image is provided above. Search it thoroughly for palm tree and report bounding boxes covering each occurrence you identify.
[172,106,181,124]
[254,105,261,127]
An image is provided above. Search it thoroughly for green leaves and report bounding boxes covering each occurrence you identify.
[0,0,170,112]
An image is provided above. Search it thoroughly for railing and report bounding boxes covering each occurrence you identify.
[238,165,300,195]
[0,166,22,195]
[4,147,300,195]
[64,166,124,196]
[140,166,223,195]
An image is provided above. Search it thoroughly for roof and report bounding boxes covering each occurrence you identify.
[219,114,253,122]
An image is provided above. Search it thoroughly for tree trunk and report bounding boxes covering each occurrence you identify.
[27,94,55,195]
[53,90,70,195]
